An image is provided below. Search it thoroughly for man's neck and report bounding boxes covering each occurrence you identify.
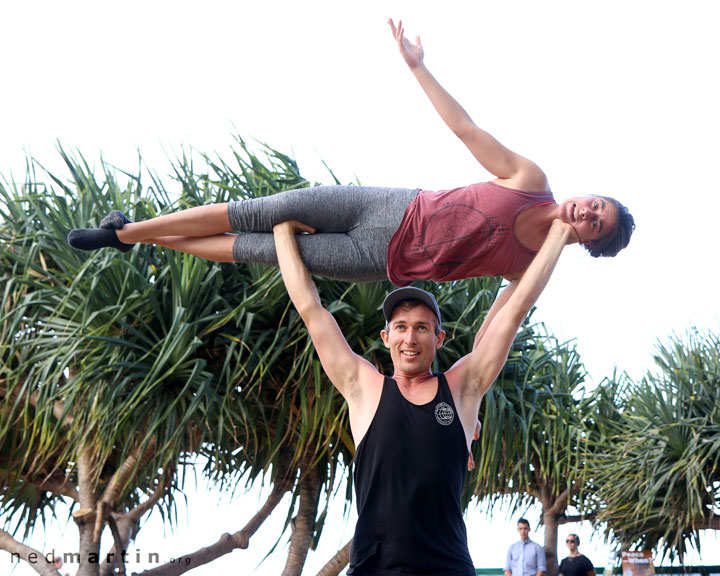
[392,368,436,387]
[392,369,437,404]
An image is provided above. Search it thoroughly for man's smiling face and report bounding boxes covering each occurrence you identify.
[381,304,444,375]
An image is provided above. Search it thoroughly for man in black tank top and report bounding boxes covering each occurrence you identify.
[273,218,575,575]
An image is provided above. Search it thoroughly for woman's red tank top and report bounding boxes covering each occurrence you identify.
[386,181,555,286]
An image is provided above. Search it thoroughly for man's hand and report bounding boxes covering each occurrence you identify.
[273,220,316,235]
[388,18,424,70]
[552,217,580,244]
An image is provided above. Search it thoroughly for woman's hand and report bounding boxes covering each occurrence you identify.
[467,420,482,471]
[388,18,424,70]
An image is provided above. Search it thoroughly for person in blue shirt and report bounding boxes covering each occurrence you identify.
[505,518,547,576]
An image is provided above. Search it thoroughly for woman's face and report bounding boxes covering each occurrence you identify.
[558,196,618,244]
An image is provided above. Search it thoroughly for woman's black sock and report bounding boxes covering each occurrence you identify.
[67,228,134,252]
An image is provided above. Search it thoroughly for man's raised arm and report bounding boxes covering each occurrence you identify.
[457,219,577,394]
[272,221,366,399]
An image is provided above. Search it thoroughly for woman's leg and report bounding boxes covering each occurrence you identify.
[232,232,387,282]
[91,185,399,246]
[67,204,233,252]
[68,186,418,273]
[147,234,236,262]
[146,231,385,281]
[117,204,231,244]
[68,186,379,251]
[141,230,384,279]
[231,187,419,282]
[227,186,414,233]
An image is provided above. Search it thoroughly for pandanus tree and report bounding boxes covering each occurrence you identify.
[0,141,362,576]
[588,328,720,561]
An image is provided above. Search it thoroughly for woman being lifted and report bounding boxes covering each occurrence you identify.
[69,19,634,288]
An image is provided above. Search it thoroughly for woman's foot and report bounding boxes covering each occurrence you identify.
[67,228,134,252]
[100,210,133,230]
[67,210,135,252]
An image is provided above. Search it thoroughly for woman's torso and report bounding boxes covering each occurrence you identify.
[386,181,555,286]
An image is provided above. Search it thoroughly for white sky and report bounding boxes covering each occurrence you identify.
[2,1,720,574]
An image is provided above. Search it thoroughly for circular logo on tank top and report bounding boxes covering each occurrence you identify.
[434,402,454,426]
[421,204,496,265]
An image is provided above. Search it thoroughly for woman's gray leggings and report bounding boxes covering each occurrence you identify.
[228,185,418,282]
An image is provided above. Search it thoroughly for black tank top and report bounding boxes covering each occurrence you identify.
[347,373,476,575]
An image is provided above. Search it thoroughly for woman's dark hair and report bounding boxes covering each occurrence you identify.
[584,197,635,258]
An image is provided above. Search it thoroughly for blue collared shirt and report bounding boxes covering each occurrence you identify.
[505,539,547,576]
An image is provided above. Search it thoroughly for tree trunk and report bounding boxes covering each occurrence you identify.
[542,501,561,576]
[105,515,127,576]
[75,515,102,576]
[75,444,101,576]
[77,445,98,512]
[95,437,157,544]
[100,468,171,576]
[99,512,137,576]
[131,478,290,576]
[0,529,60,576]
[283,467,322,576]
[316,539,352,576]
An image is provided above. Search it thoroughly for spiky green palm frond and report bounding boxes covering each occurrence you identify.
[467,326,590,512]
[589,328,720,560]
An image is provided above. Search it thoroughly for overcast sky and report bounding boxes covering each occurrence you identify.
[2,1,720,574]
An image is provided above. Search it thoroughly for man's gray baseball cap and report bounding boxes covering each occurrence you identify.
[382,287,442,331]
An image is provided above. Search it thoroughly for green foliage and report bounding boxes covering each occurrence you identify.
[0,140,347,546]
[467,325,590,512]
[589,328,720,560]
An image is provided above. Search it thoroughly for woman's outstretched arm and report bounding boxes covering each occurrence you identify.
[388,18,547,192]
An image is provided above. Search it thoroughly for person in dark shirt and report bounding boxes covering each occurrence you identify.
[272,217,574,575]
[559,534,596,576]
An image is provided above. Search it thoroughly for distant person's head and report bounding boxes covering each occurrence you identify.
[558,196,635,258]
[566,533,580,552]
[517,518,531,541]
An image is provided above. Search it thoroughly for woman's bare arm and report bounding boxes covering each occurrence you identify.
[389,18,548,192]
